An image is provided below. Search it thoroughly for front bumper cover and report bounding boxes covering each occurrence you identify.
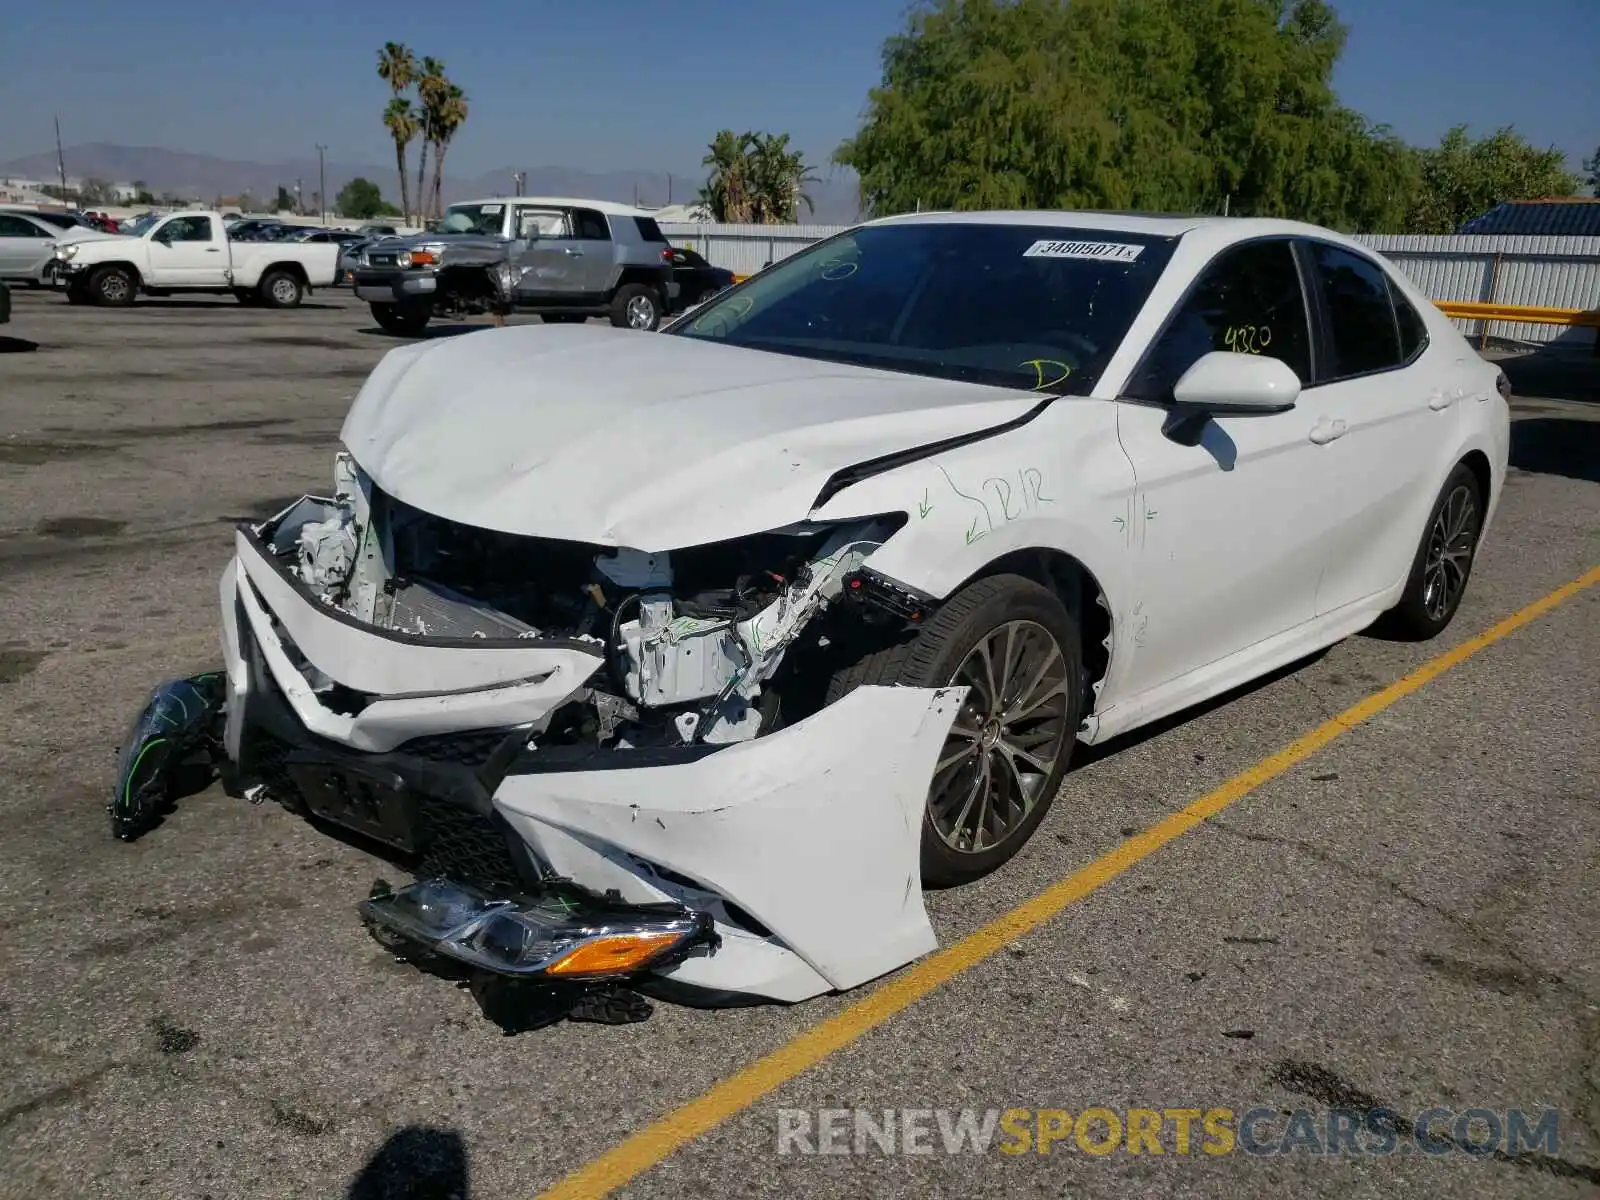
[113,505,966,1004]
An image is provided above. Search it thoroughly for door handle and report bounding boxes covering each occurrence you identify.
[563,247,583,256]
[1308,417,1348,445]
[205,248,221,253]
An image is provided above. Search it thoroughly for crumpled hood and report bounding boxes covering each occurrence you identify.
[53,226,117,246]
[340,324,1044,549]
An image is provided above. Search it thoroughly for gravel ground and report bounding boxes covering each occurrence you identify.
[0,289,1596,1200]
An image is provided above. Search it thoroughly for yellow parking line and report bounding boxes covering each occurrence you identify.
[539,565,1600,1199]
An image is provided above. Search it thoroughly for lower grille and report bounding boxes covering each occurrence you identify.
[395,729,515,768]
[418,804,527,894]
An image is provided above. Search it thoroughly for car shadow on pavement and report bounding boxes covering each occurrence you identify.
[355,322,498,340]
[1497,348,1600,405]
[0,335,39,352]
[1072,646,1333,768]
[347,1125,470,1200]
[1510,416,1600,484]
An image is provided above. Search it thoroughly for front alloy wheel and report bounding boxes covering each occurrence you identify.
[931,620,1074,856]
[821,573,1082,886]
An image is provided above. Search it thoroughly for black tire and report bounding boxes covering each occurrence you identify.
[89,265,136,307]
[1381,462,1485,640]
[825,574,1082,886]
[542,313,587,324]
[609,283,661,330]
[259,269,303,309]
[371,302,431,336]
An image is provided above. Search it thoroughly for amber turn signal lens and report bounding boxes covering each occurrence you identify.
[544,930,685,978]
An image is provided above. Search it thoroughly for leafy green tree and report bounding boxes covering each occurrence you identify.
[1406,126,1582,232]
[337,177,388,219]
[1583,144,1599,198]
[274,185,295,212]
[835,0,1423,231]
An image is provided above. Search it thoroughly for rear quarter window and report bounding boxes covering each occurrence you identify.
[632,217,667,243]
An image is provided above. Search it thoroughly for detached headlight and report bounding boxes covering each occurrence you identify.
[360,878,716,979]
[55,244,79,261]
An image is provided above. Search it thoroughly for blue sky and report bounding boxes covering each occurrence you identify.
[1,0,1593,180]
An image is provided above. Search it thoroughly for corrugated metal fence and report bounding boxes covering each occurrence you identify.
[661,222,1600,349]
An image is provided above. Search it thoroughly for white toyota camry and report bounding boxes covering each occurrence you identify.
[113,211,1510,1009]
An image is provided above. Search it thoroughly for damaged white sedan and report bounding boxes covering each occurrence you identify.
[113,211,1510,1009]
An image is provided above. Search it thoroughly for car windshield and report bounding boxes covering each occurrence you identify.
[669,222,1176,394]
[121,214,161,237]
[440,203,504,235]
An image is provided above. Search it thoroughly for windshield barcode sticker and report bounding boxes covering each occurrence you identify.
[1023,240,1144,262]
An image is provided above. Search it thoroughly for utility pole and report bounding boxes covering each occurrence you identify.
[315,144,327,223]
[294,178,303,215]
[512,171,525,196]
[54,115,68,202]
[667,174,673,205]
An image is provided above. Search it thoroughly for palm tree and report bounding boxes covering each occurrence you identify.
[414,56,448,221]
[700,130,757,223]
[382,98,418,223]
[749,132,819,223]
[376,42,418,221]
[428,83,469,219]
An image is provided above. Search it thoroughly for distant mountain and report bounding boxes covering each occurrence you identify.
[0,143,864,224]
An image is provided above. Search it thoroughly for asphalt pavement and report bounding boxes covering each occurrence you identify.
[0,288,1595,1199]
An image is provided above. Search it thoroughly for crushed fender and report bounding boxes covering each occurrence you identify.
[109,672,226,841]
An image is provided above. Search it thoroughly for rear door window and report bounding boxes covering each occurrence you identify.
[572,208,610,240]
[1306,242,1403,380]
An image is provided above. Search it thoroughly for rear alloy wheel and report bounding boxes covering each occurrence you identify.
[1382,463,1484,640]
[259,270,303,309]
[824,574,1081,886]
[90,265,136,307]
[610,283,660,331]
[371,302,431,336]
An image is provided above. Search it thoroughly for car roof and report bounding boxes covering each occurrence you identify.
[450,196,658,218]
[862,209,1354,241]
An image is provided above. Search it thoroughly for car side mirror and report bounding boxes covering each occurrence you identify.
[1171,350,1299,412]
[1162,351,1300,444]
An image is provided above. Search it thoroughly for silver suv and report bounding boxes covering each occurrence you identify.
[353,197,678,336]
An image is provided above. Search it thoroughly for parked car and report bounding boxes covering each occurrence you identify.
[357,222,398,236]
[52,210,340,307]
[0,210,112,284]
[664,245,735,312]
[112,210,1509,1009]
[1,205,96,234]
[352,196,678,335]
[227,219,289,242]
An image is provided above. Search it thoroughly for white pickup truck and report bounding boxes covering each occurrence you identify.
[51,211,339,308]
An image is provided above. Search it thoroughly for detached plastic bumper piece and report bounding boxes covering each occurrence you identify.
[360,877,718,981]
[110,673,226,841]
